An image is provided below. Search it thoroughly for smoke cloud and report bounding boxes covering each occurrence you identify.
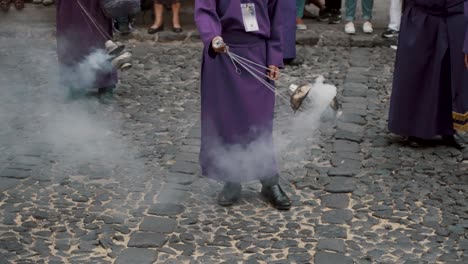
[203,76,339,183]
[0,41,146,188]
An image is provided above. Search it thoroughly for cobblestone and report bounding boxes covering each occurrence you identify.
[1,3,467,263]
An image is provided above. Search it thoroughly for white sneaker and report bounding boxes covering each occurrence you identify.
[363,21,373,34]
[296,24,308,30]
[43,0,54,6]
[344,22,356,35]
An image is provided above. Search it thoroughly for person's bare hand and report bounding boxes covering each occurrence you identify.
[212,36,227,53]
[465,54,468,69]
[268,65,279,80]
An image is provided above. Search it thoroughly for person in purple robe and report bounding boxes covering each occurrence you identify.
[56,0,117,99]
[281,0,298,64]
[388,0,467,149]
[459,0,468,132]
[195,0,292,210]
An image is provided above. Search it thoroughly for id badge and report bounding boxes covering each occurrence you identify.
[241,3,259,32]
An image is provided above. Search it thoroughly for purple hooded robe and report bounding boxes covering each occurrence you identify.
[463,0,468,54]
[280,0,297,60]
[56,0,117,90]
[388,0,468,138]
[194,0,283,183]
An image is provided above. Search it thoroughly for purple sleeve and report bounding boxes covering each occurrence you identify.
[194,0,222,48]
[266,0,284,68]
[465,1,468,53]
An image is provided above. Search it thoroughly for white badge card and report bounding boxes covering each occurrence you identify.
[241,3,259,32]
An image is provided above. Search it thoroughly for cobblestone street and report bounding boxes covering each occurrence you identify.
[1,3,468,264]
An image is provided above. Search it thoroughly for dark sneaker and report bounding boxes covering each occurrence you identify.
[114,21,133,36]
[261,185,291,210]
[382,28,399,39]
[218,182,242,206]
[318,9,331,22]
[328,12,342,24]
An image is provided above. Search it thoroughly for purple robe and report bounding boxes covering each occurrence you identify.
[195,0,283,183]
[388,0,468,138]
[280,0,297,60]
[463,0,468,54]
[56,0,117,90]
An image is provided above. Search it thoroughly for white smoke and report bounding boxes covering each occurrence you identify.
[60,49,113,92]
[203,76,339,183]
[0,40,146,185]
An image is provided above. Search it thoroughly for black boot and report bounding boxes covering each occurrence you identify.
[218,182,242,206]
[442,135,465,149]
[261,184,291,211]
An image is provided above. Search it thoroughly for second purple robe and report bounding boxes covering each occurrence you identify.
[388,0,468,138]
[195,0,283,183]
[280,0,297,60]
[457,0,468,131]
[56,0,117,90]
[463,0,468,54]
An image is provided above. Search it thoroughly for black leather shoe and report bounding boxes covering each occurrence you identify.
[172,27,183,33]
[442,135,465,149]
[218,182,241,206]
[261,185,291,210]
[407,136,425,148]
[148,25,164,34]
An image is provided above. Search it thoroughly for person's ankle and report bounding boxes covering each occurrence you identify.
[151,22,163,28]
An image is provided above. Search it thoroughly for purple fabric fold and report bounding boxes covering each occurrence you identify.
[194,0,282,182]
[464,0,468,53]
[56,0,117,90]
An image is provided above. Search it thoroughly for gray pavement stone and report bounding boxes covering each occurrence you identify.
[128,232,168,248]
[335,130,363,143]
[148,203,185,216]
[328,167,359,177]
[337,122,366,134]
[342,83,368,97]
[287,253,313,263]
[333,140,361,153]
[321,194,350,209]
[331,156,362,169]
[325,177,357,193]
[170,161,199,175]
[115,248,158,264]
[315,251,353,264]
[322,209,353,224]
[315,225,348,239]
[156,188,190,203]
[317,238,346,253]
[139,216,177,234]
[339,113,367,125]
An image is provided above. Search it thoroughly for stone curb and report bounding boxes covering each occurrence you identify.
[116,28,397,48]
